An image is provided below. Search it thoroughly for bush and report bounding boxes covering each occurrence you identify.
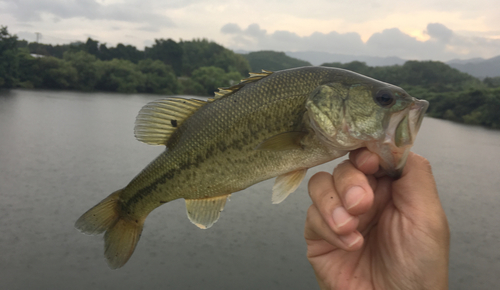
[36,56,78,89]
[95,59,145,93]
[138,59,178,94]
[63,51,102,91]
[191,66,243,96]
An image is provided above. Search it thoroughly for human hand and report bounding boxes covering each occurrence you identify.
[304,149,450,290]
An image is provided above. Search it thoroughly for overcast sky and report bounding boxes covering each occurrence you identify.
[1,0,499,61]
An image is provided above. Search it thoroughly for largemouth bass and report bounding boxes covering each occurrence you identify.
[75,66,428,269]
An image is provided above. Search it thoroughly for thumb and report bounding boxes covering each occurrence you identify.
[392,152,446,222]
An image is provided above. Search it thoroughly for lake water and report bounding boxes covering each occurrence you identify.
[0,89,499,289]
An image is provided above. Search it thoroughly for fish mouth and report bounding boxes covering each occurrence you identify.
[367,99,429,178]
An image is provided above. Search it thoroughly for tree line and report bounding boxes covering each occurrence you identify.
[1,26,499,128]
[1,26,249,95]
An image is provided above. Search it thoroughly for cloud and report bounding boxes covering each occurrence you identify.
[365,27,446,59]
[245,24,267,38]
[3,0,174,27]
[426,23,453,42]
[222,22,500,61]
[220,23,242,34]
[221,23,366,55]
[15,31,37,42]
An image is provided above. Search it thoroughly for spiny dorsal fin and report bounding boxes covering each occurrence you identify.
[134,97,208,145]
[214,69,273,99]
[272,169,308,204]
[185,194,231,229]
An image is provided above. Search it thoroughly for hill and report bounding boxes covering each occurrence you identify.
[285,51,406,66]
[283,50,500,79]
[446,56,500,79]
[240,51,311,72]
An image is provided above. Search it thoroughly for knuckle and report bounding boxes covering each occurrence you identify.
[318,188,338,201]
[308,172,333,198]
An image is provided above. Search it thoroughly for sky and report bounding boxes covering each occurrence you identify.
[1,0,500,61]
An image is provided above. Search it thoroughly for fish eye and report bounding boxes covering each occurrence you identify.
[374,90,395,108]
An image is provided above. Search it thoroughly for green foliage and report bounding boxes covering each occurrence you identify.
[25,42,71,58]
[2,29,250,96]
[482,90,500,128]
[409,87,500,128]
[146,39,183,76]
[106,43,145,63]
[180,39,250,76]
[137,59,178,94]
[69,39,146,63]
[83,38,99,56]
[1,24,498,129]
[63,51,102,91]
[95,59,145,93]
[483,77,500,88]
[191,66,243,95]
[178,77,206,96]
[16,48,39,88]
[242,51,311,72]
[35,56,78,89]
[322,60,479,92]
[0,26,20,88]
[212,49,250,76]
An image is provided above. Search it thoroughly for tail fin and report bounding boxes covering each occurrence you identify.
[75,189,144,269]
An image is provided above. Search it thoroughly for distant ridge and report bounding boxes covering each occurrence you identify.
[285,51,406,67]
[240,51,311,72]
[235,49,500,79]
[285,51,500,79]
[446,57,485,65]
[446,56,500,79]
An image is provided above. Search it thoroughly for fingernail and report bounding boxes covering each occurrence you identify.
[345,186,365,210]
[339,232,361,248]
[332,207,353,228]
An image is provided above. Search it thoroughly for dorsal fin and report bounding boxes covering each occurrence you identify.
[134,97,208,145]
[214,69,273,99]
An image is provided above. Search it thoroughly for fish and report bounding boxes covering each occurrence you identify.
[75,66,429,269]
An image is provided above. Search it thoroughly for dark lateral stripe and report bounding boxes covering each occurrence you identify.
[122,136,250,209]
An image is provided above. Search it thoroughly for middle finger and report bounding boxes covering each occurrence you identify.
[308,171,359,236]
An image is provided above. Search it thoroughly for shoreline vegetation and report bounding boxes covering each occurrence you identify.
[1,26,499,129]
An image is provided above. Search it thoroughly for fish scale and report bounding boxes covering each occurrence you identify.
[75,66,428,269]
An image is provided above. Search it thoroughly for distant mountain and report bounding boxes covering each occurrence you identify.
[446,56,500,79]
[446,57,485,65]
[235,48,500,79]
[288,51,500,79]
[284,51,407,67]
[240,50,311,72]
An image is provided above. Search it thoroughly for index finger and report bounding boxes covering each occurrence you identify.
[349,148,380,175]
[308,172,359,236]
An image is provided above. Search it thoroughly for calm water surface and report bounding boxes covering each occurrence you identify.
[1,89,499,289]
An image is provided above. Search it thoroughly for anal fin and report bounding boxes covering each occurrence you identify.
[185,195,230,229]
[272,169,308,204]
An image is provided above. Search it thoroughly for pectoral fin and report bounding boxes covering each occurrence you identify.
[255,132,307,151]
[185,195,231,229]
[272,169,308,204]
